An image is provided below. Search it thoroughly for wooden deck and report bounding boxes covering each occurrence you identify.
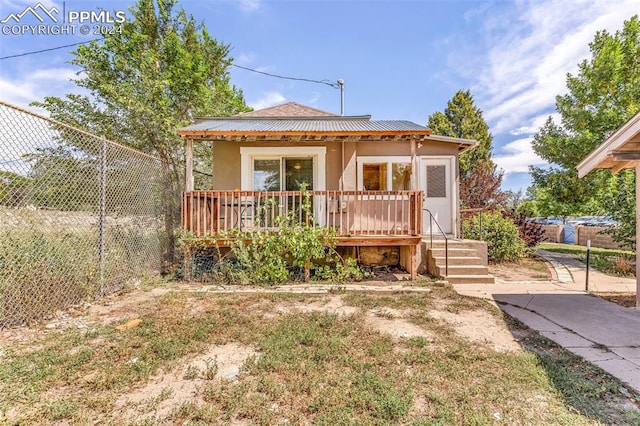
[181,190,423,278]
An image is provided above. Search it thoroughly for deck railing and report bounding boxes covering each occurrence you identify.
[181,190,423,237]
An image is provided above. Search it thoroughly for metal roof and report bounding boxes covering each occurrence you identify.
[179,117,430,134]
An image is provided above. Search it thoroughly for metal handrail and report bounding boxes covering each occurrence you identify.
[424,208,448,277]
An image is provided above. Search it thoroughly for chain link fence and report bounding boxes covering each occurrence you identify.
[0,100,165,327]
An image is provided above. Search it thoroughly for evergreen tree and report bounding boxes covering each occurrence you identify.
[427,89,503,208]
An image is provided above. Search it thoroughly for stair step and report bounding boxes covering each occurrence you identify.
[436,265,489,276]
[428,248,476,257]
[445,275,496,285]
[431,256,484,266]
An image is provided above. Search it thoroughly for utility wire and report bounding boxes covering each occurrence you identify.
[0,38,103,60]
[0,39,340,89]
[231,63,340,88]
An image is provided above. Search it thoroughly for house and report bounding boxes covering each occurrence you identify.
[178,102,485,280]
[577,111,640,306]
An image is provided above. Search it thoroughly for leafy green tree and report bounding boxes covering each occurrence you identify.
[26,145,98,211]
[34,0,249,267]
[531,15,640,233]
[427,89,503,208]
[0,171,31,207]
[600,169,636,250]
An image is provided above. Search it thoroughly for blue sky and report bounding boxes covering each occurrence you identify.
[1,0,638,193]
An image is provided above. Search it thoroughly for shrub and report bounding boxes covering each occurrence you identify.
[505,210,546,253]
[463,211,526,263]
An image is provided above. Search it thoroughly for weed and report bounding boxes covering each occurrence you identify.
[614,255,635,276]
[204,357,218,380]
[183,365,200,380]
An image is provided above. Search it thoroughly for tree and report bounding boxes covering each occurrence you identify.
[0,171,31,207]
[459,160,506,209]
[600,169,636,250]
[427,89,504,208]
[530,15,640,234]
[34,0,249,268]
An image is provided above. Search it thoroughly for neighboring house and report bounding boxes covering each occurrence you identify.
[178,102,477,279]
[577,111,640,306]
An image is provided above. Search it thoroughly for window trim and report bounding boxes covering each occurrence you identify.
[240,147,326,191]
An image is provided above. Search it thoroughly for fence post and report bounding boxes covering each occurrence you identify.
[98,139,107,295]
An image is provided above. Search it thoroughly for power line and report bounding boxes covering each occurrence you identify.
[231,63,340,89]
[0,38,103,60]
[0,39,340,89]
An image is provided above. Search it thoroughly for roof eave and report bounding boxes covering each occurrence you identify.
[178,129,433,139]
[577,111,640,178]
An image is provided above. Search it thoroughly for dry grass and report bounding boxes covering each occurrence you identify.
[489,256,553,281]
[0,283,639,424]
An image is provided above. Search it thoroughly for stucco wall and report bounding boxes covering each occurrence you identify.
[210,139,461,191]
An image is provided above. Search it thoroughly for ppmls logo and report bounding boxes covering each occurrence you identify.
[1,2,126,36]
[1,3,60,23]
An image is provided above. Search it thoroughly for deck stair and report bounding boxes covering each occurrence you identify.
[424,239,495,284]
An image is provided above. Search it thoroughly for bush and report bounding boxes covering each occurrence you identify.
[463,211,526,263]
[505,210,546,253]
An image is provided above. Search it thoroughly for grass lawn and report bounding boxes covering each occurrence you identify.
[538,243,636,277]
[1,282,639,424]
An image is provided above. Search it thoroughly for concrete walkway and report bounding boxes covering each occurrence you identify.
[454,249,640,392]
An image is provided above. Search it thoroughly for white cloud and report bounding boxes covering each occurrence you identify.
[249,91,285,110]
[509,113,561,136]
[237,0,260,13]
[31,67,78,81]
[235,52,255,66]
[467,0,637,136]
[494,137,548,175]
[0,67,78,108]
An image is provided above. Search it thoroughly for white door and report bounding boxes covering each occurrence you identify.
[420,157,455,234]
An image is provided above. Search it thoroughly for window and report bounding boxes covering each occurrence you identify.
[253,159,281,191]
[426,165,446,198]
[358,157,412,191]
[240,147,326,191]
[363,163,388,190]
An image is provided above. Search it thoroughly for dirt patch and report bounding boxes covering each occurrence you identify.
[365,308,434,341]
[117,343,258,422]
[429,309,522,352]
[275,295,359,316]
[489,257,553,281]
[86,286,173,326]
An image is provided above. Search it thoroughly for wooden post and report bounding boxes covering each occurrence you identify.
[636,161,640,308]
[410,139,417,190]
[185,138,194,192]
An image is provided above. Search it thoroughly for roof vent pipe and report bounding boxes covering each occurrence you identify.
[338,79,344,116]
